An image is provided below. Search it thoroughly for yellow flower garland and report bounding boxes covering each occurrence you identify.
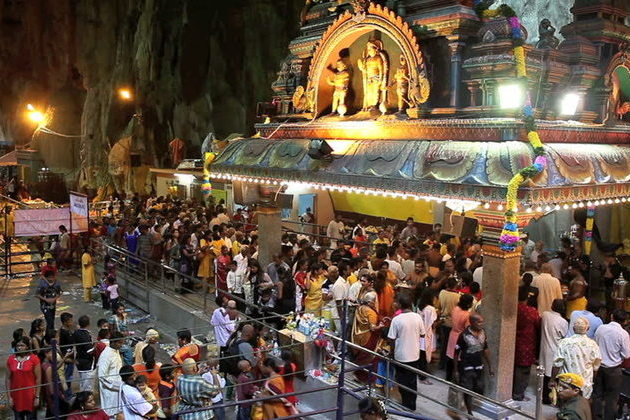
[513,46,526,77]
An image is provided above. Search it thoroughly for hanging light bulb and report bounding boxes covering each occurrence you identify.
[483,203,490,209]
[536,206,543,212]
[497,204,504,211]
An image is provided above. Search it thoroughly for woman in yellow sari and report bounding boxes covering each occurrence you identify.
[303,263,326,316]
[352,291,383,383]
[260,358,299,419]
[197,231,214,284]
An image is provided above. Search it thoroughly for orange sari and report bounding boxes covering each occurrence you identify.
[377,283,395,319]
[262,373,299,419]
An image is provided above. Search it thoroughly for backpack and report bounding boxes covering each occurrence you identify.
[222,339,245,376]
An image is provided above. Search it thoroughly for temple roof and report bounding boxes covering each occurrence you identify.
[210,137,630,206]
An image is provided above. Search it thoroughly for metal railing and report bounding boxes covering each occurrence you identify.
[325,325,544,420]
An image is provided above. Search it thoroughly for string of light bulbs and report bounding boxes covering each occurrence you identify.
[210,171,628,212]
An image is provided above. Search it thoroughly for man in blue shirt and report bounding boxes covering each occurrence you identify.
[567,299,604,338]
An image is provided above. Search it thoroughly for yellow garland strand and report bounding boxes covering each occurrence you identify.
[482,9,502,18]
[513,46,526,78]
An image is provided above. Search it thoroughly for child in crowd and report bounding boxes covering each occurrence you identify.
[201,358,226,420]
[135,374,166,418]
[278,350,298,405]
[158,364,177,419]
[106,276,119,312]
[99,274,112,310]
[236,360,258,420]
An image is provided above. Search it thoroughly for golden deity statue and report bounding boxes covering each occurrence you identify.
[357,40,389,113]
[393,54,410,112]
[327,59,351,116]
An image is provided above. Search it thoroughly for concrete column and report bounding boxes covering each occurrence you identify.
[256,204,282,268]
[448,41,466,108]
[473,209,537,402]
[480,232,520,401]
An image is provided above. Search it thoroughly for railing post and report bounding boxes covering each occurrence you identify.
[385,358,391,401]
[336,300,348,420]
[535,364,545,420]
[51,339,61,420]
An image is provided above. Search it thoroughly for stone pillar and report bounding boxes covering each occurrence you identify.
[474,209,537,402]
[256,204,282,268]
[448,41,466,108]
[466,82,480,107]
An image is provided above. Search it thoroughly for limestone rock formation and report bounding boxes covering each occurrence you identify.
[0,0,302,192]
[494,0,573,44]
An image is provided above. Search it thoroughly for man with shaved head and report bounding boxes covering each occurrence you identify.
[551,317,602,399]
[175,358,220,419]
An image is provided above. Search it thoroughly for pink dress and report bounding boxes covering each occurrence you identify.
[446,306,470,359]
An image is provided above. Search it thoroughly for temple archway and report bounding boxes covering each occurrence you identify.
[306,3,430,116]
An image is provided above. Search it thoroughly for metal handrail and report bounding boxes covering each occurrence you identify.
[324,330,541,419]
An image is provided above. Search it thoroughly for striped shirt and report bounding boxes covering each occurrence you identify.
[175,374,219,420]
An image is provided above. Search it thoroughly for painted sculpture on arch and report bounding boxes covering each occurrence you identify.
[393,54,410,113]
[357,39,389,113]
[327,59,351,116]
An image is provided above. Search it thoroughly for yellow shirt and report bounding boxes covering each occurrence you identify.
[232,240,242,256]
[347,273,358,285]
[81,253,96,288]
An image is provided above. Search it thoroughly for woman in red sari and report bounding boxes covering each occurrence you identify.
[215,245,232,298]
[351,291,384,383]
[6,337,41,420]
[260,358,299,419]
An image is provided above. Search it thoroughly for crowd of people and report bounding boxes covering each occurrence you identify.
[6,193,630,420]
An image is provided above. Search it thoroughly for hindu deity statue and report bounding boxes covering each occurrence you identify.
[327,59,351,116]
[536,19,559,49]
[357,40,389,113]
[393,54,410,112]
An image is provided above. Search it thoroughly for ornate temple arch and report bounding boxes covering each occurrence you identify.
[305,2,430,116]
[603,46,630,123]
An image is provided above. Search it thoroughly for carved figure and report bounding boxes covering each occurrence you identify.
[357,40,389,113]
[616,101,630,119]
[201,132,217,157]
[169,138,186,168]
[392,54,410,112]
[408,76,430,107]
[536,19,559,49]
[327,60,351,116]
[292,86,315,113]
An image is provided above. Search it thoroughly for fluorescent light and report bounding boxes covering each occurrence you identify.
[498,84,524,109]
[560,93,580,116]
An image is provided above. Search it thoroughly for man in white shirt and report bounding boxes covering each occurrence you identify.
[388,294,426,411]
[384,248,405,281]
[202,359,227,420]
[211,298,237,350]
[97,333,125,417]
[118,365,157,419]
[472,265,483,288]
[592,309,630,420]
[326,214,345,249]
[234,246,249,274]
[532,263,563,315]
[326,266,349,332]
[521,232,535,261]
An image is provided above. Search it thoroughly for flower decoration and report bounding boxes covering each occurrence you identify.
[473,0,548,251]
